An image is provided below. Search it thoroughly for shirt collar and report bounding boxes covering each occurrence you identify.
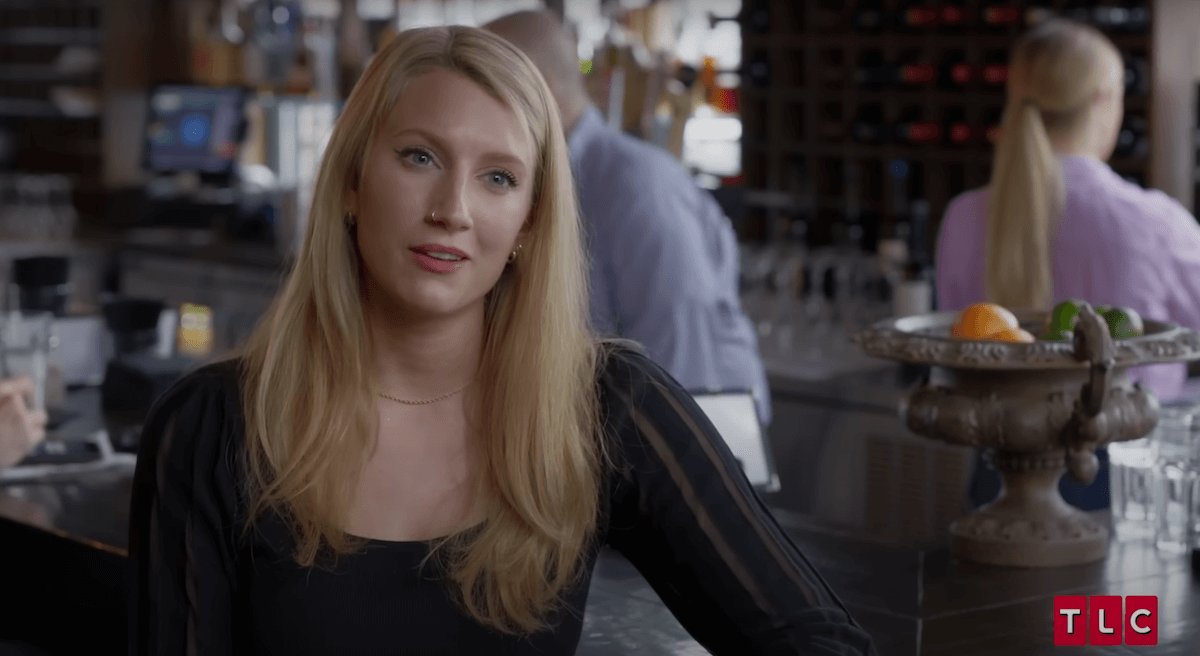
[568,106,605,169]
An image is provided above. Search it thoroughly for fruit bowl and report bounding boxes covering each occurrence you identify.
[853,302,1200,567]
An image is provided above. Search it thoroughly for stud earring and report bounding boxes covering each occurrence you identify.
[507,244,522,263]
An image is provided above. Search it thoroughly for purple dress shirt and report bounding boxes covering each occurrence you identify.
[568,107,772,424]
[936,155,1200,402]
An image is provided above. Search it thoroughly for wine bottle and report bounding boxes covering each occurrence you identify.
[895,2,940,29]
[852,0,887,32]
[940,0,968,31]
[1125,1,1150,33]
[983,107,1004,145]
[894,110,942,145]
[1064,1,1093,25]
[851,104,887,144]
[894,59,937,86]
[982,51,1009,86]
[740,0,770,34]
[745,51,770,89]
[939,51,976,88]
[981,4,1022,27]
[1124,56,1149,96]
[1025,2,1057,26]
[944,107,976,145]
[1093,4,1128,30]
[1114,114,1149,159]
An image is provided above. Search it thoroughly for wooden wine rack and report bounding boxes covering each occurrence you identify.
[737,0,1162,255]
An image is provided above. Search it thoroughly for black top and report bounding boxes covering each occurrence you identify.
[128,347,877,655]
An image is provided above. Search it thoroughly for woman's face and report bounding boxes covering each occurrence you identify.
[351,69,537,319]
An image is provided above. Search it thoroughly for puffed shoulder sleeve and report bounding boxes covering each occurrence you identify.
[598,346,877,656]
[128,361,245,655]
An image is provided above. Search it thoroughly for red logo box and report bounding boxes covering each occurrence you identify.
[1055,595,1088,646]
[1054,595,1158,646]
[1089,596,1122,646]
[1125,596,1159,646]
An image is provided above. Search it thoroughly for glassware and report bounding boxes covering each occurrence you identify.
[1153,404,1199,552]
[0,310,55,411]
[1109,433,1158,540]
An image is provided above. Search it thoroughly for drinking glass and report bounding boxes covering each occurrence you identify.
[0,310,54,411]
[1152,405,1199,552]
[1109,433,1158,540]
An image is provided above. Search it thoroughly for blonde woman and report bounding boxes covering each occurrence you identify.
[936,19,1200,510]
[128,26,874,655]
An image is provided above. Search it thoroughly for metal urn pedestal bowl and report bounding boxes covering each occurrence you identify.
[854,303,1200,567]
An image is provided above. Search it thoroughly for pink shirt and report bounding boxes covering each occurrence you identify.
[936,155,1200,402]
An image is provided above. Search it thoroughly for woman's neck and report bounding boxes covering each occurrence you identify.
[365,296,485,402]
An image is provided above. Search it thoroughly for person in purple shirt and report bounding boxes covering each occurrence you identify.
[486,11,771,426]
[936,19,1200,510]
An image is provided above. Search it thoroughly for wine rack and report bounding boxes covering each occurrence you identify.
[737,0,1154,259]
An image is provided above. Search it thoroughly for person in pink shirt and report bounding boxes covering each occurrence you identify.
[936,19,1200,510]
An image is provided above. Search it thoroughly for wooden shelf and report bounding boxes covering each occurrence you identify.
[736,0,1164,244]
[0,28,102,46]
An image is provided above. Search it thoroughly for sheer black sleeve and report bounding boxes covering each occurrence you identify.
[127,362,245,655]
[599,346,877,656]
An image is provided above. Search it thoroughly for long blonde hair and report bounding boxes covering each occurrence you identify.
[985,19,1122,309]
[238,26,605,635]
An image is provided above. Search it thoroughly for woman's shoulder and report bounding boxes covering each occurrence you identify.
[942,188,989,224]
[596,339,667,389]
[142,357,247,455]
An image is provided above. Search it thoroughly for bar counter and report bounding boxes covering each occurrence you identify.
[2,370,1199,655]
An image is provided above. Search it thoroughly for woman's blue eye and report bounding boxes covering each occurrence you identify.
[489,171,518,188]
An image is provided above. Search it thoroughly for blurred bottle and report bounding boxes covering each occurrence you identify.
[939,50,976,88]
[851,104,888,144]
[740,0,771,34]
[982,51,1009,87]
[852,0,886,32]
[894,56,937,86]
[895,2,940,30]
[1124,1,1150,33]
[983,106,1004,145]
[745,51,771,88]
[1025,2,1057,26]
[1114,114,1149,159]
[1064,1,1094,25]
[944,107,977,146]
[940,0,969,32]
[1124,55,1149,96]
[894,109,942,145]
[858,56,936,88]
[981,3,1022,28]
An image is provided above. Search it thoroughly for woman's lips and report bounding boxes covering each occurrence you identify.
[411,250,465,273]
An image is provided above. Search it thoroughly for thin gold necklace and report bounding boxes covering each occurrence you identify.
[377,382,471,405]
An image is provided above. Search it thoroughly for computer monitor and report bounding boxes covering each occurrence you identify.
[144,85,247,175]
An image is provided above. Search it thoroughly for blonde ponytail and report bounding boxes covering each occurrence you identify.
[984,100,1062,310]
[982,18,1122,311]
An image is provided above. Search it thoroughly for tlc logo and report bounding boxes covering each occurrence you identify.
[1054,595,1158,646]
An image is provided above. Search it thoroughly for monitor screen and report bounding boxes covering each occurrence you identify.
[145,86,246,173]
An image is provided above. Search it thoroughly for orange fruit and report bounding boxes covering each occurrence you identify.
[987,327,1036,343]
[951,303,1020,339]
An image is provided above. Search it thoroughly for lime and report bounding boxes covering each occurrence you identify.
[1100,306,1144,338]
[1045,299,1085,333]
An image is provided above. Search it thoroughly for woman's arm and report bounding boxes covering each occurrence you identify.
[599,347,877,656]
[128,366,244,655]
